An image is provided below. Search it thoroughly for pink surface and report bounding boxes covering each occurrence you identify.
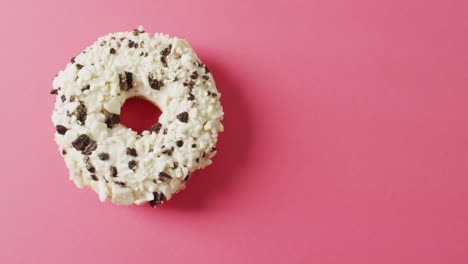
[1,0,468,263]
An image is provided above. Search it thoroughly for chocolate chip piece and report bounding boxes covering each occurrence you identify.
[176,140,184,147]
[134,43,139,48]
[128,40,135,48]
[105,113,120,128]
[148,75,164,90]
[115,181,126,187]
[91,175,98,181]
[110,48,116,54]
[132,29,139,36]
[211,147,217,152]
[60,95,66,102]
[126,148,138,157]
[71,57,76,63]
[81,85,90,91]
[187,93,195,101]
[160,56,167,67]
[72,134,97,155]
[76,64,83,70]
[149,123,162,134]
[176,112,189,123]
[162,147,174,156]
[62,149,67,155]
[163,128,168,135]
[172,162,178,169]
[192,144,197,148]
[190,71,199,79]
[204,65,210,73]
[86,163,96,173]
[119,71,134,91]
[56,125,68,135]
[82,141,97,155]
[183,175,190,182]
[158,172,172,182]
[70,95,76,102]
[149,192,165,207]
[110,166,118,177]
[202,75,209,80]
[128,160,137,170]
[196,158,199,163]
[76,102,87,125]
[98,152,109,160]
[160,46,171,56]
[50,89,58,95]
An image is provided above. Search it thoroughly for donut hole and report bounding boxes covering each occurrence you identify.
[119,97,162,134]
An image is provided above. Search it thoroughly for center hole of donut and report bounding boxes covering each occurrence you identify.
[119,97,162,134]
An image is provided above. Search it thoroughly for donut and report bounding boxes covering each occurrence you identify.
[51,26,224,207]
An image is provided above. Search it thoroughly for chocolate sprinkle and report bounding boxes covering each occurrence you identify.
[56,125,68,135]
[119,71,134,91]
[126,148,138,157]
[81,85,90,91]
[91,175,98,181]
[183,175,190,182]
[76,64,83,70]
[149,192,165,207]
[149,123,162,134]
[176,140,184,147]
[158,172,172,182]
[115,181,126,187]
[202,75,210,80]
[176,112,189,123]
[148,75,164,90]
[105,113,120,128]
[192,144,197,148]
[211,147,217,152]
[71,57,76,63]
[72,134,97,155]
[110,48,116,54]
[98,152,110,160]
[128,160,137,170]
[110,166,118,177]
[50,89,58,95]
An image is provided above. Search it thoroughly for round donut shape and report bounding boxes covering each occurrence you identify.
[51,27,224,206]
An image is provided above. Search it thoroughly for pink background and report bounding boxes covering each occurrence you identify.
[1,0,468,263]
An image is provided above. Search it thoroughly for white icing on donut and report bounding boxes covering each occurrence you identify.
[51,26,224,206]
